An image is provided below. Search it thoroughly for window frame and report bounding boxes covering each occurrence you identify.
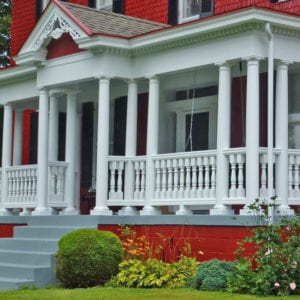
[95,0,113,11]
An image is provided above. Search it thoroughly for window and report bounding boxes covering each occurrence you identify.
[178,0,214,23]
[36,0,50,20]
[96,0,113,10]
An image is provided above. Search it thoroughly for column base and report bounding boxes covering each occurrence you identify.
[140,206,161,216]
[60,207,79,215]
[210,204,234,216]
[32,207,53,216]
[239,205,264,216]
[176,205,193,215]
[0,208,13,216]
[118,206,139,216]
[19,208,32,216]
[90,206,112,215]
[275,205,294,216]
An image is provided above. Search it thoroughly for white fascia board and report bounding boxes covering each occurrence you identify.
[130,9,300,50]
[0,65,37,83]
[14,50,48,66]
[76,8,300,54]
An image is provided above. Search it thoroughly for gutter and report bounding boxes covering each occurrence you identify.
[265,22,274,225]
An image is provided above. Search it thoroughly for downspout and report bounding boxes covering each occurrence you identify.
[265,22,274,225]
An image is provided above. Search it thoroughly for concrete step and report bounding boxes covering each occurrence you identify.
[0,238,58,252]
[14,226,95,239]
[27,216,99,227]
[0,277,35,291]
[0,249,54,266]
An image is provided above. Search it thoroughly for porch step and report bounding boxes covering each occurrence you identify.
[0,277,35,291]
[0,216,98,290]
[14,226,96,239]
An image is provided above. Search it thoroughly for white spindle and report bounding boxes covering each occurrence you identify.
[140,161,146,198]
[288,155,294,198]
[294,156,300,197]
[237,154,245,197]
[204,156,210,198]
[155,160,161,198]
[191,157,197,198]
[185,158,191,198]
[167,159,173,198]
[210,156,216,198]
[161,160,167,199]
[229,154,237,198]
[173,159,179,198]
[179,158,185,198]
[117,162,123,194]
[197,157,203,198]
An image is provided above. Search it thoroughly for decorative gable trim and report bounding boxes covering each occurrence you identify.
[15,2,88,65]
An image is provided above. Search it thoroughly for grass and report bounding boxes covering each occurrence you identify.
[0,287,300,300]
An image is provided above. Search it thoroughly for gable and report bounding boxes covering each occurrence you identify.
[46,33,84,60]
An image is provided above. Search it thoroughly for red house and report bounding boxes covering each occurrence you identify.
[0,0,299,290]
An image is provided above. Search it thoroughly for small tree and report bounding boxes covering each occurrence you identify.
[0,0,11,68]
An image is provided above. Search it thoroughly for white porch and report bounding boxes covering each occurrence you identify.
[0,4,299,216]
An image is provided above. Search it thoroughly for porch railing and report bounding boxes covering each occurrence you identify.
[288,150,300,203]
[0,162,68,212]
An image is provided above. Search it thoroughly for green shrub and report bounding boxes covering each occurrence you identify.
[114,256,199,288]
[56,229,123,288]
[227,199,300,296]
[189,259,236,291]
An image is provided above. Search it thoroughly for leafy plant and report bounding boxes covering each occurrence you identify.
[227,199,300,296]
[113,256,199,288]
[56,229,123,288]
[189,259,236,291]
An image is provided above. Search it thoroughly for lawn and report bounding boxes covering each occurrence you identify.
[0,287,300,300]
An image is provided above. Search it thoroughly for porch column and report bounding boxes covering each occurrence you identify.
[32,89,52,215]
[276,61,294,215]
[119,79,139,215]
[48,92,59,161]
[210,62,233,215]
[0,104,13,215]
[140,76,161,215]
[63,90,79,215]
[91,76,112,215]
[240,58,260,214]
[13,109,23,166]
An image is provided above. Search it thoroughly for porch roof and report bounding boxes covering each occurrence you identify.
[57,1,169,38]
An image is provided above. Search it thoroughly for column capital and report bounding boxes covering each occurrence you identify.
[243,56,264,63]
[125,78,137,85]
[146,75,159,81]
[215,61,232,68]
[276,60,293,68]
[38,87,49,94]
[95,75,113,81]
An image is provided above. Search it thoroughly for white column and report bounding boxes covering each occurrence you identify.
[48,92,59,161]
[91,102,98,190]
[0,104,13,215]
[210,62,233,215]
[13,109,23,166]
[91,77,112,215]
[32,89,52,215]
[140,76,161,215]
[63,91,79,215]
[119,79,139,215]
[75,106,82,211]
[240,58,260,215]
[276,61,294,215]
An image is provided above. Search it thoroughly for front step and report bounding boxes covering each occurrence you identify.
[0,216,98,290]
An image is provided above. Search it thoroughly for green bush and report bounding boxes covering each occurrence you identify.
[56,229,123,288]
[114,256,199,288]
[227,199,300,296]
[189,259,236,291]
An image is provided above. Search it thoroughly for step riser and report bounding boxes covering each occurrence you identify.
[0,239,58,252]
[14,227,83,239]
[0,252,53,266]
[0,266,49,280]
[28,216,98,227]
[0,280,35,291]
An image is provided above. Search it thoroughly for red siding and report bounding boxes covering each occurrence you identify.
[125,0,169,24]
[22,110,35,165]
[215,0,300,16]
[46,33,84,60]
[98,224,254,262]
[0,224,25,238]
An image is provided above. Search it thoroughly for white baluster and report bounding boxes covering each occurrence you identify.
[184,158,191,199]
[210,156,216,198]
[140,161,146,200]
[155,160,161,199]
[294,156,300,198]
[191,157,197,198]
[161,160,167,199]
[197,157,203,198]
[178,158,185,198]
[20,170,25,202]
[288,155,294,199]
[109,161,116,200]
[166,159,173,199]
[260,154,268,198]
[117,161,124,200]
[172,159,179,198]
[134,161,140,200]
[229,155,237,198]
[237,154,245,198]
[203,156,210,198]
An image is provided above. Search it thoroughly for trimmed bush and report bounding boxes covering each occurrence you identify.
[56,229,123,288]
[190,259,236,291]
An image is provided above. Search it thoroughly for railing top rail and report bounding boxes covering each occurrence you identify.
[223,147,246,155]
[288,149,300,156]
[5,164,38,171]
[108,155,147,162]
[152,150,217,160]
[259,147,281,155]
[48,161,69,167]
